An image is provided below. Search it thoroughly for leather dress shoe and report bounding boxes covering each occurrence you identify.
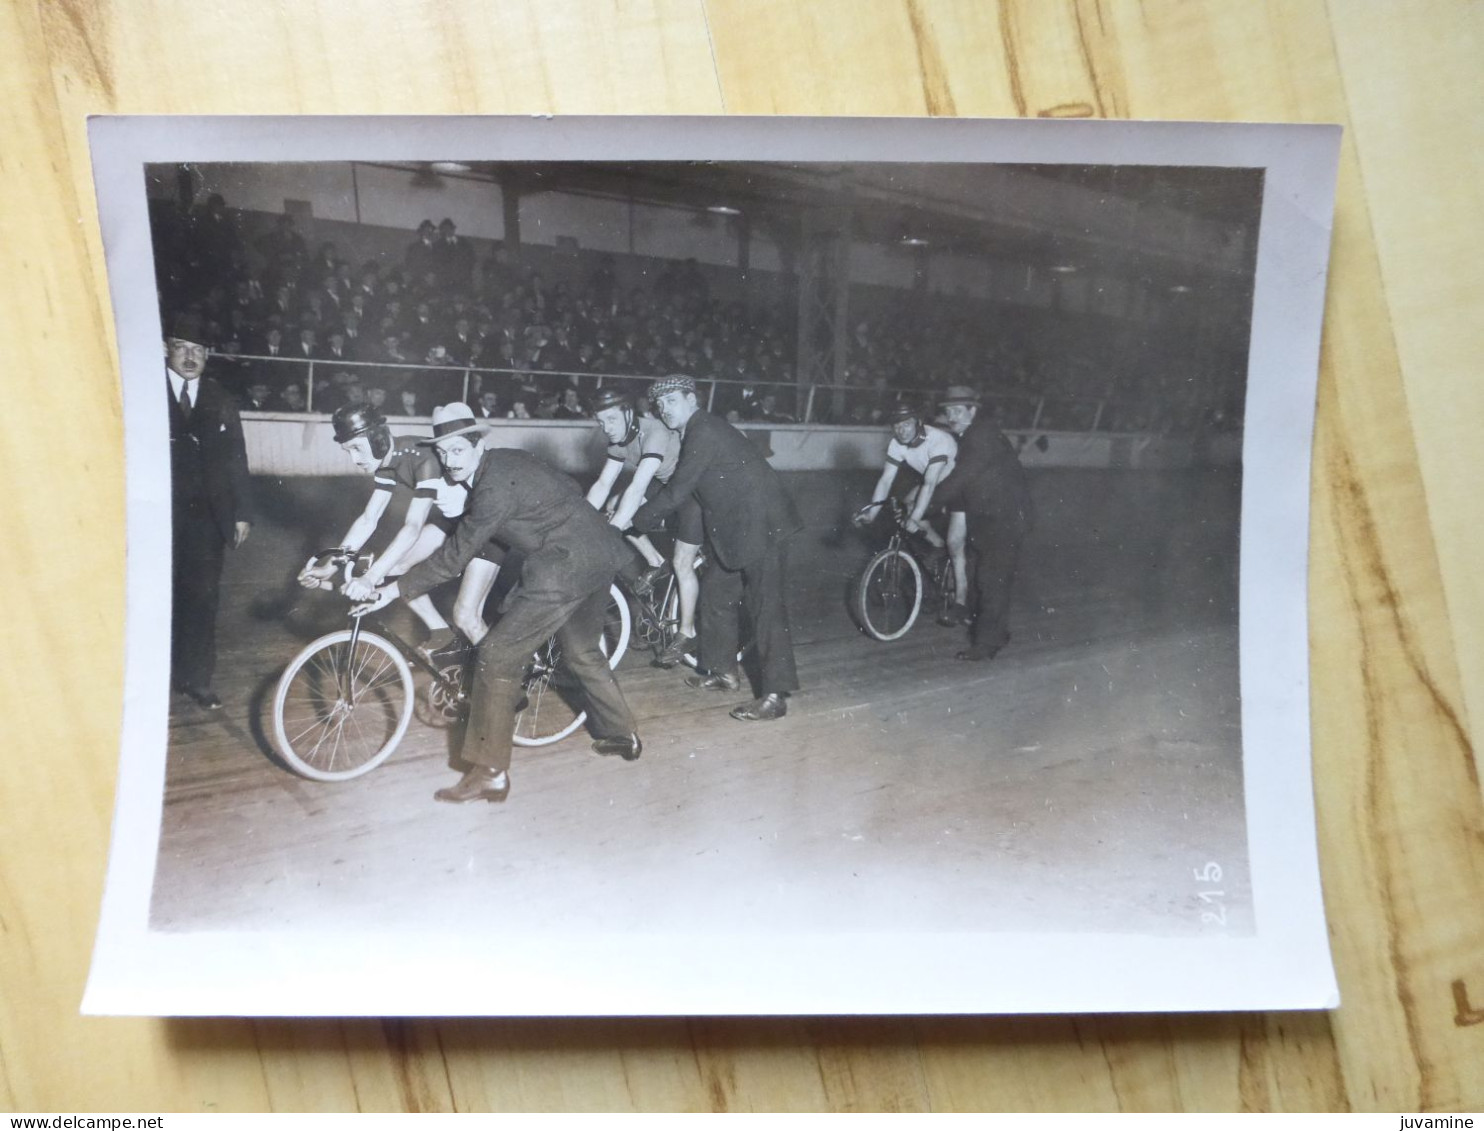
[178,684,223,710]
[434,766,510,804]
[417,627,458,659]
[592,733,643,761]
[730,693,787,721]
[654,632,697,668]
[686,669,741,692]
[422,632,471,665]
[936,602,971,628]
[631,562,671,598]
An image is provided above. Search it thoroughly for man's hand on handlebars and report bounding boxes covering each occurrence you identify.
[851,503,882,528]
[349,582,398,617]
[341,575,382,602]
[297,556,339,590]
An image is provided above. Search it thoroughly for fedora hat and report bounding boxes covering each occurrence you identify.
[421,402,490,444]
[938,385,981,408]
[166,310,209,346]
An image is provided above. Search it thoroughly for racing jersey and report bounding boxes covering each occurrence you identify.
[373,438,467,518]
[606,414,681,484]
[885,423,957,482]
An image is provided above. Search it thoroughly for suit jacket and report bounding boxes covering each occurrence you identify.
[935,416,1031,527]
[399,448,630,603]
[632,411,802,571]
[167,373,255,542]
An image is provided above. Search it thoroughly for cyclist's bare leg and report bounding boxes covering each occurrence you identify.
[673,540,700,637]
[626,532,666,570]
[453,558,500,646]
[947,512,969,601]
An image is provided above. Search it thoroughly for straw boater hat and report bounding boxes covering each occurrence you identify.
[420,402,490,445]
[938,385,981,408]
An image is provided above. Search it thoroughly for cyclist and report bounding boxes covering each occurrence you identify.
[853,402,970,625]
[585,386,703,667]
[297,402,501,656]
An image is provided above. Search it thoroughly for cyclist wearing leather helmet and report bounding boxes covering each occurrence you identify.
[854,401,970,623]
[298,401,500,657]
[584,385,703,666]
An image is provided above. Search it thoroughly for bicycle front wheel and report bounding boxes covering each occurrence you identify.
[854,548,924,642]
[272,629,415,781]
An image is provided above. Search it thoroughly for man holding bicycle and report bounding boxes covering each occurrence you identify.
[631,375,802,722]
[296,403,501,658]
[853,402,971,626]
[934,385,1033,662]
[360,404,641,803]
[585,387,702,667]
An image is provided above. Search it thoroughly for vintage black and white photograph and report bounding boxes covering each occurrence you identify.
[85,116,1339,1016]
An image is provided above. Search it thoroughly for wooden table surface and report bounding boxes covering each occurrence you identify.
[3,0,1481,1113]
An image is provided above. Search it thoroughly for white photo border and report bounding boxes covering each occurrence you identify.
[84,115,1341,1016]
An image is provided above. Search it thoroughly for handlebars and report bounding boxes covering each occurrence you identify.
[854,498,908,523]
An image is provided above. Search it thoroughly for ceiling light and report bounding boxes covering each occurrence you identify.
[707,205,742,216]
[899,236,929,247]
[1169,284,1193,293]
[1049,264,1078,274]
[428,161,472,174]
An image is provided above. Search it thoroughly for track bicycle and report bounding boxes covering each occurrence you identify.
[850,498,958,642]
[270,549,630,782]
[621,545,754,670]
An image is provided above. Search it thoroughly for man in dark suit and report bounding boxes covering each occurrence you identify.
[165,312,254,709]
[631,375,802,721]
[933,385,1033,662]
[364,404,642,804]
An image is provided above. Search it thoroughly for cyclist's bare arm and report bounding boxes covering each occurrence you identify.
[855,463,900,525]
[360,495,435,587]
[586,458,623,511]
[908,460,949,542]
[610,456,662,530]
[298,490,393,586]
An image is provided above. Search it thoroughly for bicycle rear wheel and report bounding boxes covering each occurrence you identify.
[512,583,630,748]
[272,628,414,781]
[854,548,924,642]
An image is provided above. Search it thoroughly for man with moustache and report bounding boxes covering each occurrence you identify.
[164,311,253,709]
[359,403,641,804]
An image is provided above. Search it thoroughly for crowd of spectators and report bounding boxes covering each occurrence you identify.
[151,191,1239,433]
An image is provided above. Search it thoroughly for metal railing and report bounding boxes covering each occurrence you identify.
[207,352,1213,434]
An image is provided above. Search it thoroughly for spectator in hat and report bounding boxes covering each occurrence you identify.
[405,219,438,285]
[164,311,254,710]
[433,218,475,293]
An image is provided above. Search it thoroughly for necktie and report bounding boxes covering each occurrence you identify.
[178,381,192,419]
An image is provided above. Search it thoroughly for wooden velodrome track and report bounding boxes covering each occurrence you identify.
[4,0,1482,1113]
[152,467,1248,940]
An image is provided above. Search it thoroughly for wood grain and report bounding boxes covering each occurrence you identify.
[3,0,1481,1112]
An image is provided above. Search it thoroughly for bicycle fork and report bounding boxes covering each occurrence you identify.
[342,616,365,704]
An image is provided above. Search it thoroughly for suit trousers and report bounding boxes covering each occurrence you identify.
[697,539,799,696]
[463,576,636,773]
[171,497,226,689]
[964,511,1026,652]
